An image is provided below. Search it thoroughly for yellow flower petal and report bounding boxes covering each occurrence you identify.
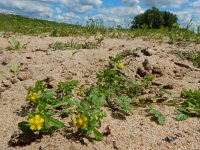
[78,119,83,125]
[36,125,42,130]
[82,117,87,122]
[35,115,40,120]
[28,118,34,124]
[39,118,44,123]
[30,125,35,130]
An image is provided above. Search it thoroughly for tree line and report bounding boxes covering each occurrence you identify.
[131,7,178,30]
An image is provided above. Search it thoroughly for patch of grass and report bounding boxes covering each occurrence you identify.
[176,88,200,120]
[6,37,30,50]
[0,13,109,36]
[1,13,199,44]
[172,50,200,68]
[49,37,103,50]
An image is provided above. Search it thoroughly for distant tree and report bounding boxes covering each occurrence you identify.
[131,7,178,29]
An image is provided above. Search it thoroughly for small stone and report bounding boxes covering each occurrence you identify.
[17,71,32,81]
[164,136,178,142]
[26,56,32,59]
[10,76,19,84]
[113,141,119,149]
[141,48,153,56]
[152,81,162,86]
[163,84,174,89]
[152,66,163,76]
[137,67,148,77]
[143,59,152,71]
[2,80,11,87]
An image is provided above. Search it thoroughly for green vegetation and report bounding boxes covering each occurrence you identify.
[0,13,199,44]
[0,13,109,36]
[1,12,199,145]
[49,37,103,50]
[148,106,165,125]
[172,50,200,68]
[8,49,200,145]
[176,88,200,121]
[131,7,178,29]
[7,37,30,50]
[10,63,19,76]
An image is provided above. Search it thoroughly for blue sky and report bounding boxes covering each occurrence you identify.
[0,0,199,28]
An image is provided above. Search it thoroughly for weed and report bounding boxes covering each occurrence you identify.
[7,37,30,50]
[49,38,103,50]
[10,63,19,76]
[176,88,200,120]
[147,106,165,125]
[172,50,200,68]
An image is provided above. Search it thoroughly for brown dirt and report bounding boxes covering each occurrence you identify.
[0,34,200,150]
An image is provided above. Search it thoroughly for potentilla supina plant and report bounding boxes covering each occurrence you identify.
[27,91,38,103]
[73,114,88,129]
[28,115,44,131]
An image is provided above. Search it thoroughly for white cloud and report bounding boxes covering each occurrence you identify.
[0,0,54,17]
[57,12,81,23]
[0,0,198,29]
[122,0,140,6]
[143,0,188,8]
[51,0,103,13]
[190,0,200,7]
[94,6,143,27]
[174,11,192,24]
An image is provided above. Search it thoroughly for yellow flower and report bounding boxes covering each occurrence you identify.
[28,92,38,103]
[118,63,124,69]
[73,114,88,129]
[28,115,44,131]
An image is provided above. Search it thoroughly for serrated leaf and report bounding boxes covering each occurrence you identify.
[48,117,65,128]
[149,108,165,125]
[176,113,189,121]
[93,128,103,141]
[18,121,31,132]
[115,96,132,113]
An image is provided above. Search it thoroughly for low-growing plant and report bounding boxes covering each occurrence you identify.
[10,63,19,76]
[176,88,200,121]
[147,106,165,125]
[49,37,103,50]
[142,75,154,87]
[172,50,200,68]
[7,37,30,50]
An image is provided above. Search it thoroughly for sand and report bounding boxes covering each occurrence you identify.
[0,34,200,150]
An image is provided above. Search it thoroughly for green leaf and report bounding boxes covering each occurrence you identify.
[115,96,132,113]
[93,128,103,141]
[60,109,69,118]
[149,107,165,125]
[176,113,189,121]
[10,63,19,75]
[10,37,20,49]
[48,117,65,128]
[18,121,31,132]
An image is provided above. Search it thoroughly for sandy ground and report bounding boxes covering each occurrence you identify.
[0,34,200,150]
